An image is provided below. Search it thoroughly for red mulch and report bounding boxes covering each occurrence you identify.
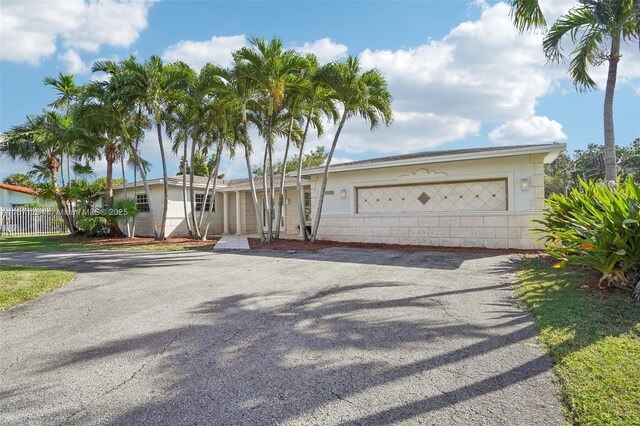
[60,235,217,248]
[248,238,541,254]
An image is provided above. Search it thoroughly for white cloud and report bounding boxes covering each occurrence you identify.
[489,116,567,144]
[0,0,154,65]
[293,38,348,63]
[360,2,555,123]
[331,112,481,154]
[58,49,89,74]
[162,35,247,70]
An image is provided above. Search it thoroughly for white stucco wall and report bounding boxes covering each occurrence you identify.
[308,154,546,249]
[113,185,224,238]
[0,189,54,207]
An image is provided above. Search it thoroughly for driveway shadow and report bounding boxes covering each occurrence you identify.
[22,269,559,425]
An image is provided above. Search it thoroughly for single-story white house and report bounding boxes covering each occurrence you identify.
[113,142,565,249]
[0,184,53,207]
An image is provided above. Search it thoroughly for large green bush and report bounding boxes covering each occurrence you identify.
[535,177,640,296]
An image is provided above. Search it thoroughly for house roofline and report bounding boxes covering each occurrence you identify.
[0,183,38,195]
[301,143,566,175]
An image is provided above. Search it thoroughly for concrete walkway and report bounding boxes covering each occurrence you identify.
[213,234,250,250]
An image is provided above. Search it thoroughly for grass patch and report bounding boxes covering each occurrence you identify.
[0,265,76,311]
[517,257,640,425]
[0,235,214,252]
[0,234,99,252]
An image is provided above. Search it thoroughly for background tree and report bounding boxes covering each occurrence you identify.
[0,112,76,232]
[177,152,210,176]
[511,0,638,182]
[544,0,636,182]
[2,173,36,189]
[253,146,328,176]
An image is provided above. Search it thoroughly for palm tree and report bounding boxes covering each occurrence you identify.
[1,112,77,232]
[44,72,82,187]
[543,0,636,181]
[234,37,307,242]
[310,56,392,242]
[118,55,192,239]
[94,57,159,238]
[214,65,266,242]
[294,56,339,240]
[167,102,196,238]
[508,0,547,32]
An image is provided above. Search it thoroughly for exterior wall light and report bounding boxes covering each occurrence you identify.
[521,177,530,191]
[340,189,347,199]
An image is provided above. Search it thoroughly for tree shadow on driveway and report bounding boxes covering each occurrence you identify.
[14,271,562,425]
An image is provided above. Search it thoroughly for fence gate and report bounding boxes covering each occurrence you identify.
[0,207,68,236]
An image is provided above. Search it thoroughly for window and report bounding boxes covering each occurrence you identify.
[136,194,150,212]
[304,191,311,222]
[195,194,214,211]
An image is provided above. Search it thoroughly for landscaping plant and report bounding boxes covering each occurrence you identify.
[535,177,640,300]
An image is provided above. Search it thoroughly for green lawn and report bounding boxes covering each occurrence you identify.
[517,257,640,425]
[0,235,213,252]
[0,265,76,311]
[0,234,99,252]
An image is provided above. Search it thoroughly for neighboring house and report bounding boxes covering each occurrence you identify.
[112,143,565,249]
[0,184,53,207]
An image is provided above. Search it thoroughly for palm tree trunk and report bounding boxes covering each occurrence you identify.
[60,153,66,187]
[603,36,620,182]
[189,136,201,239]
[275,115,295,239]
[131,107,142,237]
[296,113,313,241]
[106,144,124,237]
[121,153,131,237]
[136,153,159,239]
[106,145,116,205]
[197,139,221,230]
[269,143,275,241]
[310,111,347,242]
[202,143,224,240]
[182,137,193,238]
[66,155,71,186]
[132,153,138,237]
[156,122,169,240]
[244,121,266,243]
[49,158,74,233]
[262,135,271,242]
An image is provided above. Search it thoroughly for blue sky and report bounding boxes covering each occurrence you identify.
[1,0,639,182]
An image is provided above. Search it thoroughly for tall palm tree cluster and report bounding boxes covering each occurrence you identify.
[509,0,638,182]
[0,37,393,242]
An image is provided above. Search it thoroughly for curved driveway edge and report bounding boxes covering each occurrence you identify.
[0,248,563,425]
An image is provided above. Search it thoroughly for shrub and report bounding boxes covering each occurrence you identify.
[535,177,640,295]
[77,215,110,237]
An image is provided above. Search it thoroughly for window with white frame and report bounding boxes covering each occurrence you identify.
[136,194,150,212]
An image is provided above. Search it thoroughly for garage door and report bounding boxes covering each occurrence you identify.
[356,178,507,213]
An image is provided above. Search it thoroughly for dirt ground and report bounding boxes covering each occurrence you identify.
[60,235,539,255]
[248,237,539,254]
[62,235,218,249]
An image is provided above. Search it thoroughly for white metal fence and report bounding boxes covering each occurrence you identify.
[0,207,69,236]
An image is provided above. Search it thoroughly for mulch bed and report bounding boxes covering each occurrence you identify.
[60,235,217,248]
[248,237,540,254]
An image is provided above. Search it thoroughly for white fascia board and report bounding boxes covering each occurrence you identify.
[302,143,567,175]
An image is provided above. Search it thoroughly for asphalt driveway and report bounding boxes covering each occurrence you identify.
[0,248,563,425]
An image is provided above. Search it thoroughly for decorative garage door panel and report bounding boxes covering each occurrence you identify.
[357,179,507,213]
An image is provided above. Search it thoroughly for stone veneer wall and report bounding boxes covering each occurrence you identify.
[314,212,542,249]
